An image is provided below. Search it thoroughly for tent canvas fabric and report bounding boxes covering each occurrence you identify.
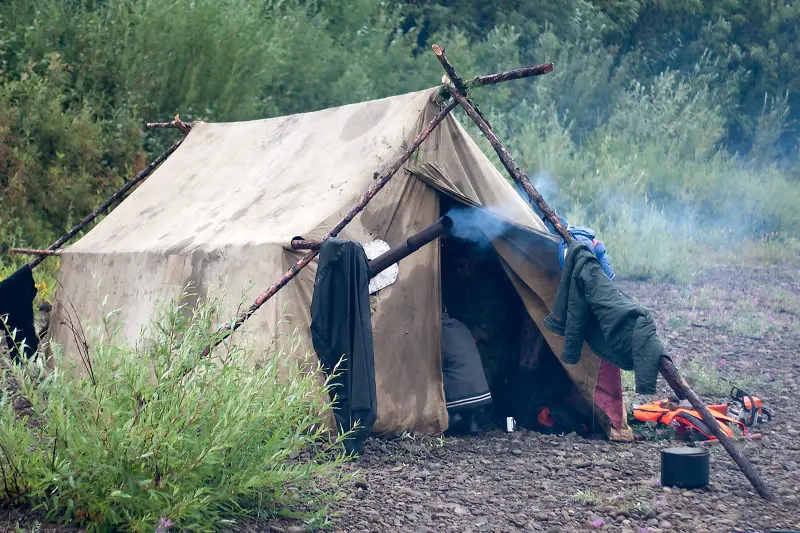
[50,87,632,441]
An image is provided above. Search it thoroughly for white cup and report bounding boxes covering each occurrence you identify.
[506,416,516,432]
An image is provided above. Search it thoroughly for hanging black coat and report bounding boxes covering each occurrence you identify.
[310,238,378,456]
[0,265,39,361]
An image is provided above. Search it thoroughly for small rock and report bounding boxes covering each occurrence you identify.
[452,504,468,516]
[659,520,673,529]
[355,479,369,490]
[647,518,659,527]
[286,527,304,533]
[269,526,286,533]
[511,516,527,527]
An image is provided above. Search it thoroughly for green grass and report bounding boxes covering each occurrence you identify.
[1,288,351,533]
[570,490,600,506]
[767,288,800,315]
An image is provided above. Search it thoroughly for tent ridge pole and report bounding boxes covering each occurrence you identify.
[430,43,776,503]
[11,248,62,257]
[23,61,552,270]
[198,99,459,358]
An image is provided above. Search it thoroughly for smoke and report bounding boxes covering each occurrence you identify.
[443,171,564,249]
[506,169,563,223]
[444,201,529,249]
[532,170,560,206]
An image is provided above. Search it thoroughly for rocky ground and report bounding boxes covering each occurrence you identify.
[3,264,800,532]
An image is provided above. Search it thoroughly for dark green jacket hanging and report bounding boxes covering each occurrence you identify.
[310,238,377,456]
[544,240,663,394]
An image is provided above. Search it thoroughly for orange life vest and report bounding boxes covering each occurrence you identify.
[633,400,747,440]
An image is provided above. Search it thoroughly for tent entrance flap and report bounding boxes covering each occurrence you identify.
[438,195,596,434]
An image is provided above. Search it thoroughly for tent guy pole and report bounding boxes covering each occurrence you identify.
[431,43,776,503]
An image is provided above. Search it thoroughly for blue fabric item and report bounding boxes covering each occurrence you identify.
[556,220,616,280]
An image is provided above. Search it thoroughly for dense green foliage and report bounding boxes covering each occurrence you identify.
[1,0,798,281]
[1,290,349,532]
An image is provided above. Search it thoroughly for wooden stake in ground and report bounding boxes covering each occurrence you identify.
[431,43,777,503]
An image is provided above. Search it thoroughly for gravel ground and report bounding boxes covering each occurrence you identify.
[3,265,799,533]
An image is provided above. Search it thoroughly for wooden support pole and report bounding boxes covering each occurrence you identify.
[145,114,192,135]
[469,62,554,87]
[432,45,570,243]
[290,238,322,251]
[27,136,186,270]
[659,357,775,500]
[198,100,459,358]
[11,248,62,257]
[431,43,777,502]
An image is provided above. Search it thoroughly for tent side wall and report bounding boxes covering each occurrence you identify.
[51,88,452,437]
[52,170,449,436]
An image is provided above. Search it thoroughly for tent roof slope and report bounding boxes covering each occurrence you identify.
[67,89,440,254]
[65,86,553,255]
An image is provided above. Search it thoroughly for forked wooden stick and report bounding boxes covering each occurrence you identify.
[431,43,776,502]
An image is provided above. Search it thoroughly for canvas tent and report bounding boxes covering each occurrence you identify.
[51,87,632,441]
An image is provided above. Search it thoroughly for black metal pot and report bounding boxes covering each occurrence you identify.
[660,446,710,489]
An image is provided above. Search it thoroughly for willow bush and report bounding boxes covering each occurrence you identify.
[0,289,350,532]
